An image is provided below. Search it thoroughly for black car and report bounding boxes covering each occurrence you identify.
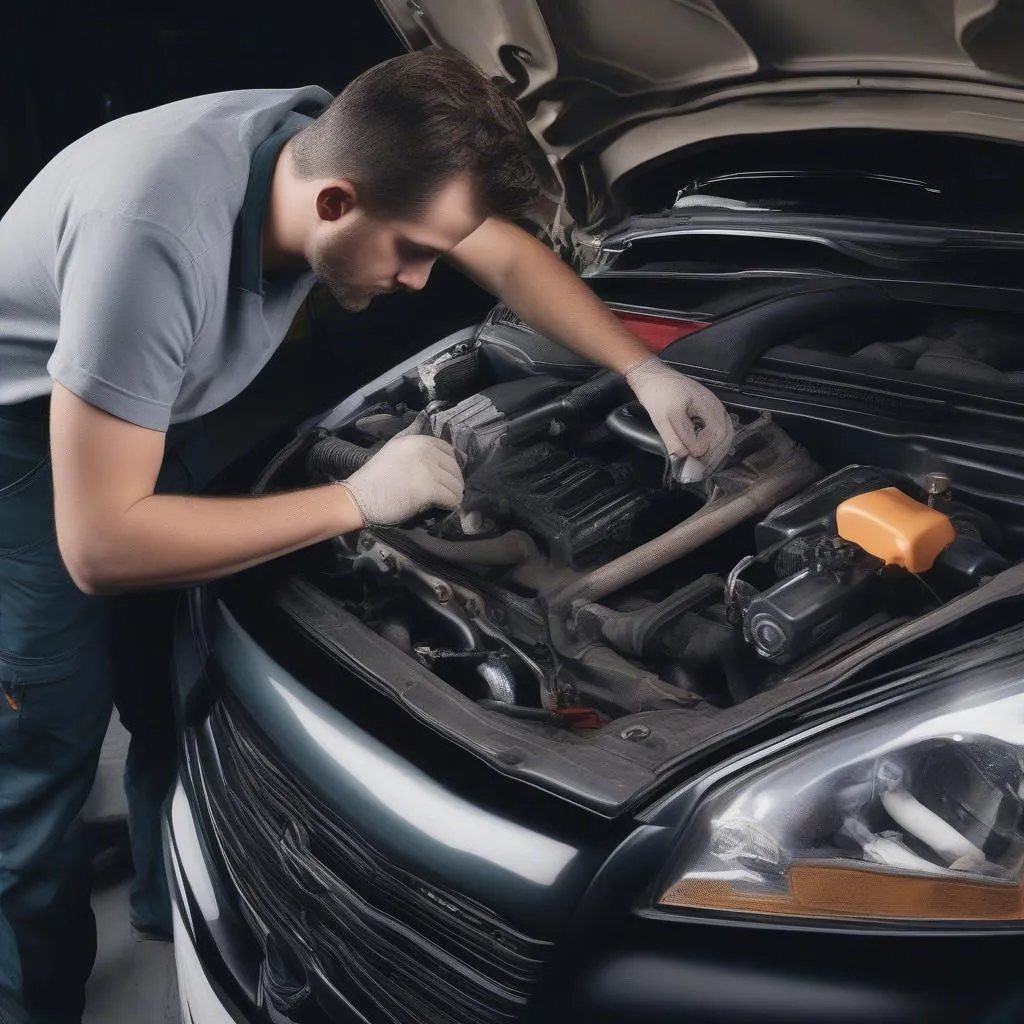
[165,2,1024,1021]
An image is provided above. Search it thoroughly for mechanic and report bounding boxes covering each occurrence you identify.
[0,50,732,1023]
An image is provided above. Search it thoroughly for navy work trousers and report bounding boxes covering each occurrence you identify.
[0,401,195,1024]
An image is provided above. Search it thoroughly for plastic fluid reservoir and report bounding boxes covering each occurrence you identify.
[835,487,956,573]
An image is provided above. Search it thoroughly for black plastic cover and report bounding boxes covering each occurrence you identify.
[744,550,881,662]
[754,465,900,552]
[932,536,1010,589]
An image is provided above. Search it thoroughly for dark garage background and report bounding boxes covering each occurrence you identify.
[1,2,406,211]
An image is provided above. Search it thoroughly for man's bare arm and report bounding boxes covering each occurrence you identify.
[444,217,651,373]
[49,383,362,595]
[445,217,735,471]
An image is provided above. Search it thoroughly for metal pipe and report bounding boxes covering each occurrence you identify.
[548,433,819,626]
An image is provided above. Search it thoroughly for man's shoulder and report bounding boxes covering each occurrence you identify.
[59,87,334,253]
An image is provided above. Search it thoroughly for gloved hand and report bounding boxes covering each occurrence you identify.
[624,355,735,483]
[339,412,464,526]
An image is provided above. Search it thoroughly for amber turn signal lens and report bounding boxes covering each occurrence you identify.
[661,861,1023,922]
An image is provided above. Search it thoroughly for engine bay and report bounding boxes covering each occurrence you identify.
[268,324,1021,732]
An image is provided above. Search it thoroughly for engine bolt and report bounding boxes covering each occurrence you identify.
[924,472,952,507]
[433,582,452,603]
[465,597,482,616]
[620,724,651,742]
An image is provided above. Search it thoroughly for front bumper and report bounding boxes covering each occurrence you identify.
[164,780,270,1024]
[171,901,240,1024]
[165,596,1024,1024]
[167,744,1024,1024]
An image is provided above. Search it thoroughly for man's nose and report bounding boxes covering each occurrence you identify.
[396,263,432,292]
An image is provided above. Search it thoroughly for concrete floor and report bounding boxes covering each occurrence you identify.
[84,879,179,1024]
[82,714,180,1024]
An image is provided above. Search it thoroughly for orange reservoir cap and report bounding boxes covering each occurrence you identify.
[835,487,956,573]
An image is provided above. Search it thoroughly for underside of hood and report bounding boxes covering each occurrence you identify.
[375,0,1024,230]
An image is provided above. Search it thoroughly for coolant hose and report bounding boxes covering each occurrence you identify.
[306,433,373,480]
[575,644,704,713]
[575,575,723,655]
[502,370,629,445]
[406,528,542,566]
[548,443,820,626]
[605,402,666,458]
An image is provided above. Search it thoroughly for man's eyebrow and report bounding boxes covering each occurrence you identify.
[404,238,446,257]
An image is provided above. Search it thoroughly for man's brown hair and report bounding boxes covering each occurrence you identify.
[290,50,551,222]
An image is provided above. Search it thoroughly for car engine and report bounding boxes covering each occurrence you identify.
[296,343,1012,728]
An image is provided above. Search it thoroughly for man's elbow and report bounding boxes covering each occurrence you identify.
[57,535,127,596]
[63,558,119,597]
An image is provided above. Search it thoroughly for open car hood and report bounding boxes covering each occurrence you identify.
[375,0,1024,229]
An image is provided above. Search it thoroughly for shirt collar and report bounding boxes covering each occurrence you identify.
[235,124,304,296]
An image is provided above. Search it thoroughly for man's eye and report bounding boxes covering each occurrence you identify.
[403,245,437,262]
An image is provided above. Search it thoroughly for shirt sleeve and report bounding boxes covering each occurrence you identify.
[47,209,205,432]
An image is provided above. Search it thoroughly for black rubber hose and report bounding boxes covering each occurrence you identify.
[605,402,665,458]
[306,434,373,480]
[575,644,705,713]
[502,369,630,445]
[660,613,754,706]
[575,575,723,657]
[406,528,542,567]
[655,281,894,384]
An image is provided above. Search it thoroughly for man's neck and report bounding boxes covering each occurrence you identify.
[261,141,308,273]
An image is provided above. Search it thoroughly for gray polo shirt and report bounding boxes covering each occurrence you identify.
[0,85,333,430]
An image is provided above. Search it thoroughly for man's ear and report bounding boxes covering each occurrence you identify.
[315,179,359,223]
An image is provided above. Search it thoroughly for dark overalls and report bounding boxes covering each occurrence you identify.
[0,394,206,1024]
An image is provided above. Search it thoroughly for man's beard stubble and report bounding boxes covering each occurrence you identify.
[307,243,380,313]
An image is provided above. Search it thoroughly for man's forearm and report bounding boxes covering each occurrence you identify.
[64,484,360,594]
[447,218,733,470]
[452,219,652,374]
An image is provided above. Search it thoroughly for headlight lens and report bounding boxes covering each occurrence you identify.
[657,658,1024,923]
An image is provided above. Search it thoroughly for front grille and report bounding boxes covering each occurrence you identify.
[203,695,552,1024]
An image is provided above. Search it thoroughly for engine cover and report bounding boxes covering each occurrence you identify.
[462,442,661,569]
[429,375,673,570]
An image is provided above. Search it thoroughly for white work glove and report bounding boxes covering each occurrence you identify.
[624,355,735,483]
[339,412,464,526]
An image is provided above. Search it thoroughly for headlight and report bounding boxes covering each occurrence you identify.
[657,656,1024,923]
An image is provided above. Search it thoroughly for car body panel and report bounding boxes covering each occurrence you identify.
[209,598,587,933]
[165,615,1024,1024]
[165,780,262,1023]
[374,0,1024,228]
[172,903,242,1024]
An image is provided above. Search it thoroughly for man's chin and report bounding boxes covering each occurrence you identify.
[335,290,385,313]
